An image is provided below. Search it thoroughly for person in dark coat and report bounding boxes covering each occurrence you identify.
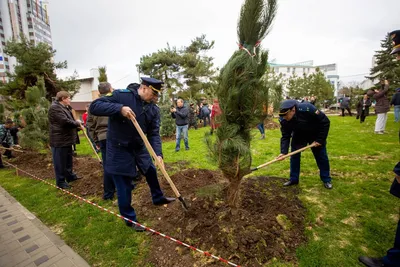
[89,77,175,232]
[48,91,83,189]
[356,94,372,123]
[277,100,332,189]
[390,88,400,123]
[171,98,189,151]
[188,103,198,130]
[87,82,115,200]
[201,103,211,127]
[367,80,390,134]
[359,162,400,267]
[340,96,352,116]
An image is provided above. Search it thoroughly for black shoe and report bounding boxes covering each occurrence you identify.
[153,197,176,206]
[185,147,190,150]
[58,184,71,189]
[67,176,82,183]
[125,221,145,232]
[283,180,298,186]
[358,256,384,267]
[324,182,333,189]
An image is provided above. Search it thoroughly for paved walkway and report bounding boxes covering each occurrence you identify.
[0,186,90,267]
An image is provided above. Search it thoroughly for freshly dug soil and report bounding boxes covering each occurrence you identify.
[5,152,307,267]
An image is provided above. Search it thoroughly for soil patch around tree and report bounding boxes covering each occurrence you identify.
[5,152,307,267]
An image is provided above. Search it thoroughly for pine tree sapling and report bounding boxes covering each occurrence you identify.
[208,0,277,207]
[98,66,108,82]
[19,77,50,150]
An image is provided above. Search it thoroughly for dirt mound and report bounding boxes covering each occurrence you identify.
[264,119,280,130]
[6,152,306,267]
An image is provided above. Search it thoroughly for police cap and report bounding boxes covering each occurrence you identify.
[141,77,164,95]
[278,100,298,116]
[394,162,400,176]
[390,30,400,55]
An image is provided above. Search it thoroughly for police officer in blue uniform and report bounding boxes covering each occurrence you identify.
[89,77,175,231]
[277,99,333,189]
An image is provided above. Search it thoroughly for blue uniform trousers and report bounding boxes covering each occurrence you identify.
[383,219,400,266]
[113,165,165,222]
[51,146,77,187]
[99,140,115,200]
[289,140,331,183]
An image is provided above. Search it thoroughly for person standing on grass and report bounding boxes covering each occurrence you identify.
[90,77,175,232]
[48,91,83,189]
[87,82,116,201]
[0,119,21,168]
[367,80,390,134]
[340,96,352,116]
[171,98,190,151]
[276,99,333,190]
[356,94,372,123]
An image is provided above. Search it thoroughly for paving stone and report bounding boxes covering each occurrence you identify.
[18,234,31,243]
[26,244,40,253]
[34,255,49,266]
[12,226,24,233]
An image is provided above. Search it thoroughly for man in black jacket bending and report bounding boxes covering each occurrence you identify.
[171,98,189,152]
[277,100,333,189]
[48,91,83,189]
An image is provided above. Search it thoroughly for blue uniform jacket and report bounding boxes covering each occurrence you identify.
[89,85,162,177]
[279,103,330,154]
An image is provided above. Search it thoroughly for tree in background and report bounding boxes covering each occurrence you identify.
[137,36,217,100]
[208,0,277,208]
[18,76,50,150]
[98,66,108,82]
[267,69,284,111]
[138,45,183,98]
[286,68,334,105]
[370,33,400,93]
[0,37,80,104]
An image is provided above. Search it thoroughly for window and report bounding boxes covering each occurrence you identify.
[292,67,296,73]
[0,34,4,38]
[303,68,306,73]
[1,41,5,46]
[287,67,290,73]
[29,32,34,36]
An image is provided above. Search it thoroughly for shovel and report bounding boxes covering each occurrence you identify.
[129,116,189,211]
[81,127,102,164]
[250,143,317,172]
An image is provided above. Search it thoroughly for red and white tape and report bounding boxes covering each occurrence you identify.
[5,162,242,267]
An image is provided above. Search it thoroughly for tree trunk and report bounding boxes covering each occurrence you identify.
[227,176,242,208]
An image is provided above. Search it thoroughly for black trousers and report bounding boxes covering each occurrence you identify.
[341,108,352,116]
[51,146,77,187]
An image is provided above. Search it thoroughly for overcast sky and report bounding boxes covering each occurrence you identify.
[48,0,399,88]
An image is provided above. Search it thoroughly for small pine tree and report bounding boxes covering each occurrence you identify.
[370,33,400,92]
[98,66,108,82]
[208,0,277,207]
[0,103,4,123]
[19,76,50,150]
[159,99,175,137]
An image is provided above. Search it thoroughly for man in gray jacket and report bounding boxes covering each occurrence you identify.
[171,98,189,151]
[87,82,115,200]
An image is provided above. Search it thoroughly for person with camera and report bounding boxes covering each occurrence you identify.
[171,98,189,151]
[367,80,390,134]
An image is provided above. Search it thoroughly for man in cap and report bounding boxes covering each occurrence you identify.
[277,99,333,189]
[390,30,400,60]
[90,77,175,232]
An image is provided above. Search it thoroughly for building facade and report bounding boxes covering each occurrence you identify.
[70,68,101,119]
[0,0,52,82]
[268,60,340,96]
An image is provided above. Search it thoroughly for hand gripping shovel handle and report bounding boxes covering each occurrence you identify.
[251,143,317,172]
[81,127,102,164]
[129,116,188,210]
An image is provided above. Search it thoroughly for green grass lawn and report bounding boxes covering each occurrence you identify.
[0,114,399,266]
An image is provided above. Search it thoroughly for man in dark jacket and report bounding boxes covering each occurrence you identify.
[391,88,400,123]
[340,96,352,116]
[188,103,198,130]
[356,94,372,123]
[201,103,211,127]
[367,80,390,134]
[48,91,83,189]
[87,82,115,200]
[277,100,332,189]
[89,77,175,232]
[171,98,189,151]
